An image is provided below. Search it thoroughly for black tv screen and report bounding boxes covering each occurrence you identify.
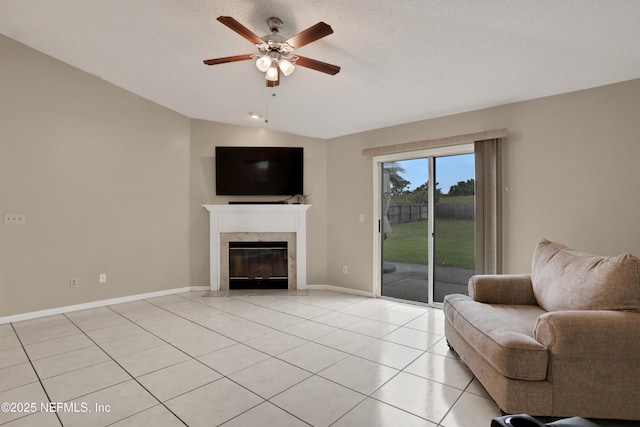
[215,146,304,196]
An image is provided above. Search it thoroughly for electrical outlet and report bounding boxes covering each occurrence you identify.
[70,278,78,288]
[99,273,107,284]
[4,213,26,225]
[342,265,348,274]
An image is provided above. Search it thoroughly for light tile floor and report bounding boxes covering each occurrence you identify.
[0,290,632,426]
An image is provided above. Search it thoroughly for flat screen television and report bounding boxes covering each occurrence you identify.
[215,146,304,196]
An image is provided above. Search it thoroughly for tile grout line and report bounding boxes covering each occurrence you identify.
[58,309,193,426]
[9,322,64,427]
[187,293,450,426]
[9,291,464,426]
[140,293,331,426]
[105,294,345,425]
[139,293,409,425]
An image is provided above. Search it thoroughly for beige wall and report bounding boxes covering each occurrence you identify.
[188,120,328,287]
[1,36,327,318]
[326,79,640,293]
[1,36,191,316]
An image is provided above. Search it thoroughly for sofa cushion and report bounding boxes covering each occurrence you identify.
[444,294,548,380]
[531,239,640,312]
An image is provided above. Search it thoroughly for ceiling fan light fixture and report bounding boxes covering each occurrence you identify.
[265,64,279,81]
[278,58,295,76]
[205,16,340,87]
[255,54,272,72]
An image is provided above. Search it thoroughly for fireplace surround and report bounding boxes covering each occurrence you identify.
[203,204,310,291]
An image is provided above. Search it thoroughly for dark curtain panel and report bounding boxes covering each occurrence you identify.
[474,139,502,274]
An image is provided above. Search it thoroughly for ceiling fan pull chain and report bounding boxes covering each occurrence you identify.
[265,90,278,123]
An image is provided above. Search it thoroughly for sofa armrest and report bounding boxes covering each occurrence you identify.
[468,274,538,305]
[534,310,640,358]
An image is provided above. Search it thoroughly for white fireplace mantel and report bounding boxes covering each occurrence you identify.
[203,204,311,291]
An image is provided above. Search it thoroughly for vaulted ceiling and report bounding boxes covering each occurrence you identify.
[2,1,640,139]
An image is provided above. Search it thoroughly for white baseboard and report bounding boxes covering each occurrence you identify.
[306,284,374,297]
[0,286,194,325]
[1,284,375,325]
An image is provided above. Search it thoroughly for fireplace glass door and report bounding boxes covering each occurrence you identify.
[229,241,288,289]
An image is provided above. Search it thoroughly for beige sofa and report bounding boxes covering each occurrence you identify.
[443,239,640,420]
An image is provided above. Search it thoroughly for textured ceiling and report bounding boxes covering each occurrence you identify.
[2,1,640,139]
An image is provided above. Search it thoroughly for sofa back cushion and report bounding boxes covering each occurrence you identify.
[531,239,640,312]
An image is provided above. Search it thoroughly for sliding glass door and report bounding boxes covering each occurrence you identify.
[432,154,476,303]
[380,149,475,304]
[381,158,430,303]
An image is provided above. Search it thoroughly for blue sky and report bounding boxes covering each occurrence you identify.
[389,154,474,194]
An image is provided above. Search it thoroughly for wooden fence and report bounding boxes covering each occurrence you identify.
[387,203,474,224]
[435,203,475,220]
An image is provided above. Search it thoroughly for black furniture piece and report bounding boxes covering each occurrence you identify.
[491,414,600,427]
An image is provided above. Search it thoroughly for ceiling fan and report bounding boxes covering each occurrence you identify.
[203,16,341,87]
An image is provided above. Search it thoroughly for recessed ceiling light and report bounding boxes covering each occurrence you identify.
[249,112,261,119]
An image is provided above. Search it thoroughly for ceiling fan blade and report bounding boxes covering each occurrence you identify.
[295,56,341,75]
[203,54,254,65]
[217,16,263,45]
[286,22,333,48]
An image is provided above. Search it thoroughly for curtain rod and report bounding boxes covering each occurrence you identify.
[362,128,507,157]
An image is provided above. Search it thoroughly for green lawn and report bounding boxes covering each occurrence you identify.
[383,219,475,269]
[439,195,474,204]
